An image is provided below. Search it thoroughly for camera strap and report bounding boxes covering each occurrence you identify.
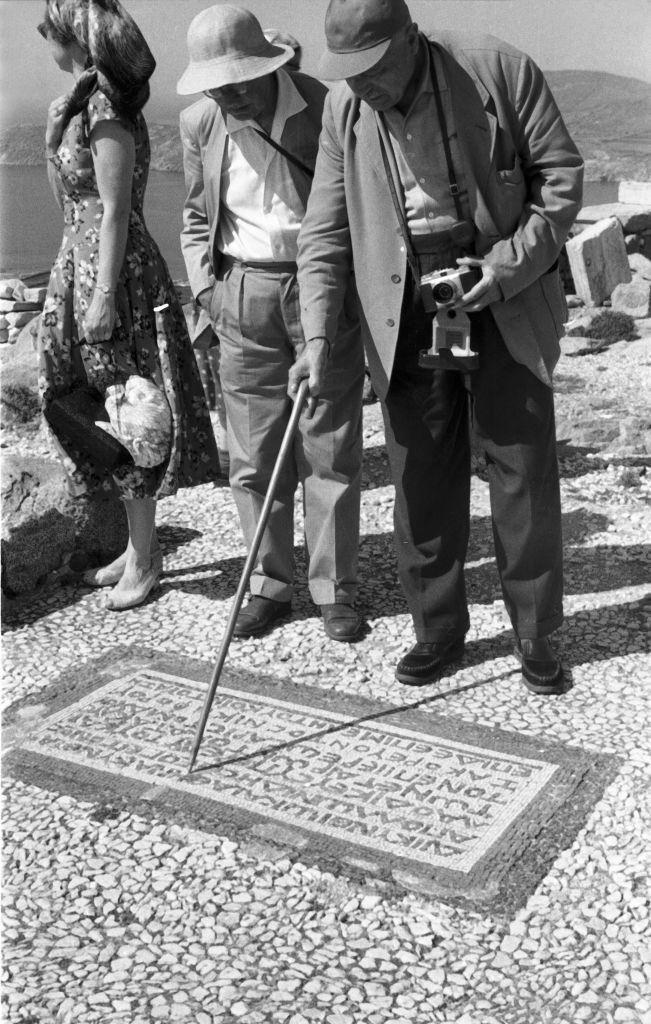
[375,111,422,290]
[252,127,314,180]
[427,45,466,222]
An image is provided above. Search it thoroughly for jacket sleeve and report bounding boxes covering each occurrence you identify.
[484,53,584,300]
[179,109,216,300]
[297,92,354,346]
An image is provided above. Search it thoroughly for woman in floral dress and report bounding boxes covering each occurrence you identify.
[38,0,220,610]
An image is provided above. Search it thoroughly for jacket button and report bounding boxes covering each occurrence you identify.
[386,318,395,327]
[391,274,401,283]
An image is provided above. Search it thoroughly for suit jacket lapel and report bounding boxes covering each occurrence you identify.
[205,117,227,265]
[354,101,390,188]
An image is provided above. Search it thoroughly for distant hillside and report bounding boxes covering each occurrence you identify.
[546,71,651,181]
[1,70,650,180]
[0,123,183,174]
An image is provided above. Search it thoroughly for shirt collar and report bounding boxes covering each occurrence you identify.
[226,68,306,136]
[413,35,435,99]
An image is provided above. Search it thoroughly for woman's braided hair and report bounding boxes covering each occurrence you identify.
[40,0,156,139]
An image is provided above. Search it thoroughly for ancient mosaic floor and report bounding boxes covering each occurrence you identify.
[7,647,614,915]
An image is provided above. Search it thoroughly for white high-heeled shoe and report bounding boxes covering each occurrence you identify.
[104,562,162,611]
[84,549,163,588]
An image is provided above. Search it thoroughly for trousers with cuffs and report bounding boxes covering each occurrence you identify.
[213,255,365,606]
[381,247,564,643]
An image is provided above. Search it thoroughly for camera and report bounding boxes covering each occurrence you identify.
[421,266,479,313]
[418,265,480,372]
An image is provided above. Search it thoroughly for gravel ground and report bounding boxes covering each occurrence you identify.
[2,334,650,1024]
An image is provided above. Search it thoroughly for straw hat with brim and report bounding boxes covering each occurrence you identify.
[177,4,294,95]
[317,0,412,81]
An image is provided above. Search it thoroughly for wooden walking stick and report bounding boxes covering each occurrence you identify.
[187,378,311,773]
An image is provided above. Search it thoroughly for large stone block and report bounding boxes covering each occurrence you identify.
[0,317,40,427]
[611,279,651,318]
[575,203,651,235]
[1,455,128,596]
[619,181,651,205]
[565,217,631,306]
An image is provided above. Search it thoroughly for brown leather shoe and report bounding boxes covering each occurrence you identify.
[233,596,291,638]
[395,638,465,685]
[516,637,565,695]
[321,603,362,642]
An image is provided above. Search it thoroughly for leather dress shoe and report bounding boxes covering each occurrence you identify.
[233,596,291,638]
[395,637,465,685]
[515,637,565,695]
[321,603,362,642]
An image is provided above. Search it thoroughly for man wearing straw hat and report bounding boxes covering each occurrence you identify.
[290,0,583,690]
[178,6,365,641]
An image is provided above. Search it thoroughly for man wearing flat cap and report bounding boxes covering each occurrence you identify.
[178,5,365,641]
[290,0,583,690]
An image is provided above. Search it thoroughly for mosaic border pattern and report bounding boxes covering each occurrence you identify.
[3,646,619,912]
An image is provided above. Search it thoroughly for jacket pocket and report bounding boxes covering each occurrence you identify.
[209,279,224,326]
[497,155,524,186]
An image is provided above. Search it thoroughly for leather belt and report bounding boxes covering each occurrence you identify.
[411,224,475,255]
[220,254,297,273]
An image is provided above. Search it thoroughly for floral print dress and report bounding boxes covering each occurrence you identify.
[38,91,220,499]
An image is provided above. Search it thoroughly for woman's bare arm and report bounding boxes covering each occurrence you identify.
[82,120,135,343]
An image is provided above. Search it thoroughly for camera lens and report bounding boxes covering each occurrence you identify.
[431,281,455,304]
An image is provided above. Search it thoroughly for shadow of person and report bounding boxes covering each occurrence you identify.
[159,550,325,625]
[458,593,649,689]
[355,507,625,616]
[3,525,205,629]
[157,524,203,554]
[564,544,650,593]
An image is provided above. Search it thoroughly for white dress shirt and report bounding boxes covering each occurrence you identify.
[217,69,307,262]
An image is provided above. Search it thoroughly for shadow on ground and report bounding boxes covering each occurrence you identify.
[1,525,201,629]
[4,508,645,639]
[362,435,643,491]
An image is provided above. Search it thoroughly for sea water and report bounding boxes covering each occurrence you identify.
[0,165,187,280]
[0,164,619,283]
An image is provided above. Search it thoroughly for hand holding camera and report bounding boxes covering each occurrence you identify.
[418,257,500,372]
[456,256,502,311]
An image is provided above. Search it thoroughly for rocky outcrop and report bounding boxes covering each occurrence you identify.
[0,316,41,428]
[1,455,128,597]
[611,279,651,318]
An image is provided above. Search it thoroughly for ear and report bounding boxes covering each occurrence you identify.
[405,21,419,52]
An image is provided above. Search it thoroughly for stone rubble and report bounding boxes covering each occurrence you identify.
[0,277,45,345]
[2,325,650,1023]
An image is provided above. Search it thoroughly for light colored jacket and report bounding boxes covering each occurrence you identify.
[297,33,584,397]
[179,71,327,340]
